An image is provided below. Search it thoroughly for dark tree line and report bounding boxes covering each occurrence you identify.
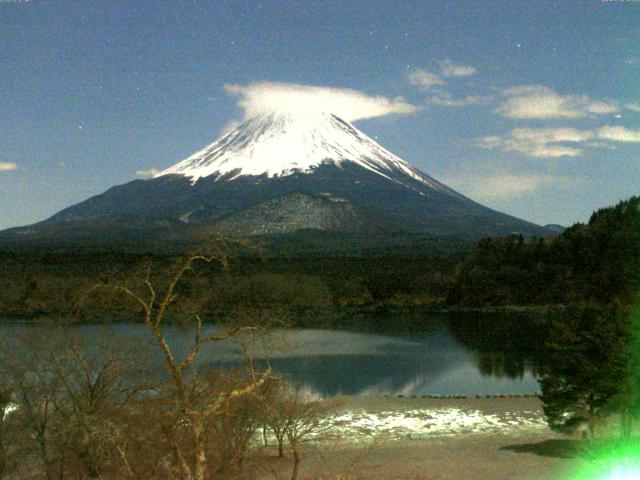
[448,196,640,307]
[0,249,460,322]
[524,197,640,438]
[2,196,640,322]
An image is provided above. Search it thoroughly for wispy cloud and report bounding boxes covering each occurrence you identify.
[409,60,482,110]
[444,172,568,199]
[479,127,591,157]
[0,162,18,171]
[495,85,619,119]
[408,68,445,88]
[598,125,640,142]
[479,125,640,157]
[430,92,491,107]
[223,82,418,122]
[136,168,160,178]
[408,60,477,90]
[626,103,640,112]
[438,59,476,77]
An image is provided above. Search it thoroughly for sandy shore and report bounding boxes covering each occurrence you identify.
[252,396,583,480]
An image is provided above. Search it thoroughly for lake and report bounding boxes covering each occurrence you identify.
[0,311,546,398]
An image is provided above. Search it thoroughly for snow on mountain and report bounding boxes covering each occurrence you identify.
[0,108,552,249]
[155,111,456,197]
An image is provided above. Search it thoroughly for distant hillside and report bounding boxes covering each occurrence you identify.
[543,224,565,234]
[448,196,640,307]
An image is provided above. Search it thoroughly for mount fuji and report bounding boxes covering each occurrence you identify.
[1,111,551,252]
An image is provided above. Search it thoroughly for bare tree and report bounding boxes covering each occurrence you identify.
[261,383,332,480]
[0,238,332,479]
[0,333,67,480]
[83,238,273,480]
[0,388,13,479]
[284,392,330,480]
[0,330,150,480]
[259,377,293,458]
[52,336,144,479]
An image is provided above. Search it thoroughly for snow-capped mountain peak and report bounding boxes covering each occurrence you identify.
[154,111,451,194]
[8,110,550,246]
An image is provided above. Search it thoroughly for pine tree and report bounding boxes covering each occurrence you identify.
[540,307,630,437]
[609,306,640,437]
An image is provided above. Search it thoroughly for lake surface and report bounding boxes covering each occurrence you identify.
[0,313,544,397]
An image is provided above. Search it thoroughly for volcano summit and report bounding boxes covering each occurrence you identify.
[2,111,550,251]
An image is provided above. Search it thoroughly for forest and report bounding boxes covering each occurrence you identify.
[449,196,640,307]
[0,249,457,323]
[1,196,638,323]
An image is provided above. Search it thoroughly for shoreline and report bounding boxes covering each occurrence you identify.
[321,395,551,441]
[0,303,574,323]
[260,395,581,480]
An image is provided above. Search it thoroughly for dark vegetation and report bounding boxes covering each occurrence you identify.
[531,197,640,438]
[446,310,552,379]
[449,196,640,307]
[0,250,459,323]
[2,197,638,323]
[539,305,639,438]
[449,197,640,441]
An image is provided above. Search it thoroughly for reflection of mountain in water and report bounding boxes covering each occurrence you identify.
[212,327,541,397]
[211,329,462,396]
[250,354,446,396]
[0,315,546,397]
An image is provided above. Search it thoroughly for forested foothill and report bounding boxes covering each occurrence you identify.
[0,249,459,324]
[448,196,640,308]
[1,197,638,324]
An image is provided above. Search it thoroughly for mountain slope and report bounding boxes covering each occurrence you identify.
[0,111,551,251]
[210,192,365,236]
[155,111,462,198]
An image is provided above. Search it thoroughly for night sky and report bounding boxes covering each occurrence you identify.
[1,0,639,229]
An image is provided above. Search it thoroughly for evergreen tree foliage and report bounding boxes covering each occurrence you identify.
[449,196,640,307]
[609,305,640,437]
[540,307,632,437]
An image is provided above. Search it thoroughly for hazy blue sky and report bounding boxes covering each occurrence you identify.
[1,0,639,229]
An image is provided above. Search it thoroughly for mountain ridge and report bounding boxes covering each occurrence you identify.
[0,111,553,252]
[154,111,461,197]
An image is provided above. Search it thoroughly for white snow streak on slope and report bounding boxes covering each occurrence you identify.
[154,111,453,195]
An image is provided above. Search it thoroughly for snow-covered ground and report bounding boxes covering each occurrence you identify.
[324,407,548,442]
[258,397,569,480]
